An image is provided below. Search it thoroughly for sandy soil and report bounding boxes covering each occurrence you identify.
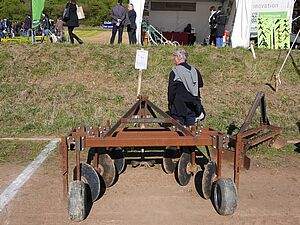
[0,151,300,225]
[0,164,26,194]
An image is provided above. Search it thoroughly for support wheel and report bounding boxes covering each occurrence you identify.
[162,146,177,174]
[68,180,87,221]
[176,152,192,186]
[213,178,237,216]
[202,161,217,199]
[73,163,101,202]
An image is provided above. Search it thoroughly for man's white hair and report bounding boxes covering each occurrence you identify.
[174,49,188,61]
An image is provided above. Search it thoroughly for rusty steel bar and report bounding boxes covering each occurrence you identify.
[234,135,243,189]
[217,149,222,178]
[105,99,142,137]
[239,91,264,134]
[146,99,194,136]
[191,148,196,166]
[121,118,173,123]
[94,152,99,169]
[84,136,216,148]
[75,137,81,181]
[60,137,68,200]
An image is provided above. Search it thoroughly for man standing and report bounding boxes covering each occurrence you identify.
[24,15,32,41]
[215,6,227,47]
[110,0,126,45]
[168,49,205,127]
[208,6,217,46]
[127,3,137,45]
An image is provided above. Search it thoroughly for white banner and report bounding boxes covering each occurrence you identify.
[130,0,145,45]
[250,0,294,33]
[232,0,253,48]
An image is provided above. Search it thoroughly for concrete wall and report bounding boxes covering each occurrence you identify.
[148,1,223,43]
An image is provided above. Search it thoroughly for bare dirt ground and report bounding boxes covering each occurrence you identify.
[0,164,25,194]
[0,151,300,225]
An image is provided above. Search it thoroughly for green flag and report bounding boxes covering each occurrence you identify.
[32,0,45,28]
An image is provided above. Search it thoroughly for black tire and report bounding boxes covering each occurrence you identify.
[68,180,87,221]
[202,161,217,199]
[213,178,237,216]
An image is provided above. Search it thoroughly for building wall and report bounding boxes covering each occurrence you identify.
[148,1,222,43]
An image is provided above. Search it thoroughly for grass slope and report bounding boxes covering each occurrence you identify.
[0,43,299,142]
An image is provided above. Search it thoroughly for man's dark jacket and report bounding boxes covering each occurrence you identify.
[215,10,227,37]
[168,62,204,117]
[111,4,126,25]
[127,9,137,29]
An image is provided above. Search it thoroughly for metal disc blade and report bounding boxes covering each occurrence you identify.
[110,147,126,175]
[73,163,101,202]
[162,147,178,174]
[202,161,217,199]
[177,152,192,186]
[98,154,116,187]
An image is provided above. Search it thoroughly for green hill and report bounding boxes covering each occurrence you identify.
[0,43,299,142]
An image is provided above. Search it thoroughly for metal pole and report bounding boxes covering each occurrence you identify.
[274,28,300,91]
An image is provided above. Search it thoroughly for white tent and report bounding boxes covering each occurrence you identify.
[131,0,295,47]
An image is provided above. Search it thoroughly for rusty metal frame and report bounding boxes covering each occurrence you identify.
[59,92,282,198]
[233,92,283,188]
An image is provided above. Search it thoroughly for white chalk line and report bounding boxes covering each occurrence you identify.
[0,139,60,212]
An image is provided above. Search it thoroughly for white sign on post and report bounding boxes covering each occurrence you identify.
[135,49,149,70]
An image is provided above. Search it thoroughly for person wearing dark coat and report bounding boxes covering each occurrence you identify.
[127,3,137,45]
[215,6,227,47]
[110,0,126,44]
[168,49,205,126]
[208,6,217,46]
[66,0,83,44]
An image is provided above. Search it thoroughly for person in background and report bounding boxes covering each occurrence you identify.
[184,24,196,45]
[215,6,227,47]
[0,19,3,41]
[208,6,217,46]
[55,15,65,42]
[41,13,51,37]
[168,49,205,127]
[127,3,137,45]
[65,0,83,44]
[24,15,32,40]
[110,0,126,45]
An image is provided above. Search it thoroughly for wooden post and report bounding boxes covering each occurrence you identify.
[136,69,143,97]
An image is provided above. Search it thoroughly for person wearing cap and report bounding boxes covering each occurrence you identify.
[168,49,205,126]
[110,0,126,44]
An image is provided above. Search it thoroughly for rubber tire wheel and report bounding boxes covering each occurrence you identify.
[202,161,217,199]
[213,178,237,216]
[177,152,192,186]
[68,180,87,221]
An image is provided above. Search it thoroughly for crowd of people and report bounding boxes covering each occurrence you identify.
[0,13,66,42]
